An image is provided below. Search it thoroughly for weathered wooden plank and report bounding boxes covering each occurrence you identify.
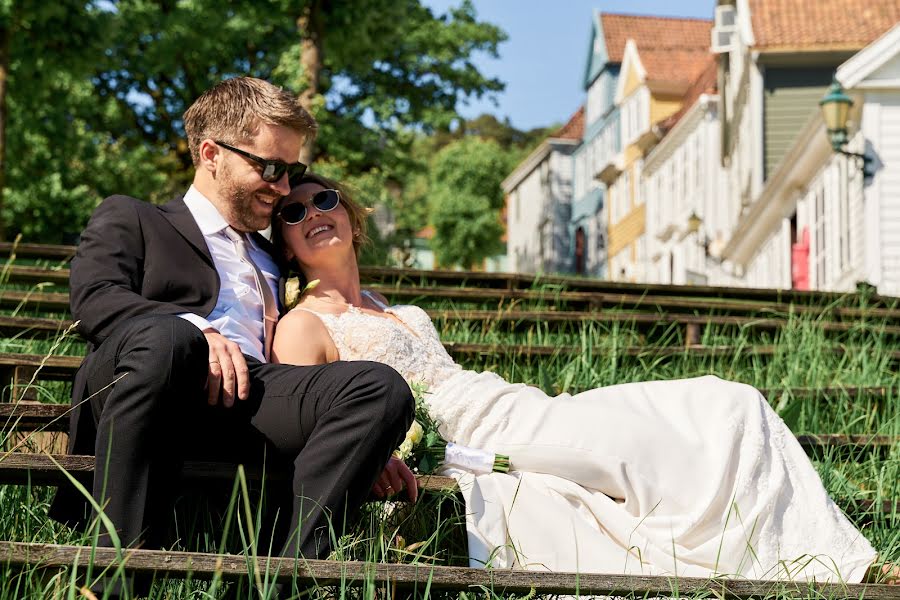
[3,310,900,345]
[1,265,69,285]
[370,285,900,321]
[0,315,74,337]
[3,286,900,322]
[0,290,70,311]
[3,247,898,307]
[0,353,82,378]
[1,541,896,598]
[0,454,455,493]
[0,242,76,260]
[2,385,894,433]
[0,343,898,396]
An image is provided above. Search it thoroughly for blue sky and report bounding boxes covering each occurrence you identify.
[421,0,715,130]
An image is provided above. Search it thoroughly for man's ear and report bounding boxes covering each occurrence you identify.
[198,139,219,175]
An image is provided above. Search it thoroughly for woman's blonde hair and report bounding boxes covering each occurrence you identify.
[272,173,373,275]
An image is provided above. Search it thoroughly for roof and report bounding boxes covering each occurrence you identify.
[658,54,718,132]
[600,13,713,63]
[750,0,900,52]
[640,45,714,88]
[551,106,584,140]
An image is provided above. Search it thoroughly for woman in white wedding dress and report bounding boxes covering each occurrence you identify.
[270,174,891,584]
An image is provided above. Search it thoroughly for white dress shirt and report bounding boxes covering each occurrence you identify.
[178,185,281,362]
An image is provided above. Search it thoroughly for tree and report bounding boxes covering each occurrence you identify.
[1,1,171,242]
[427,136,514,268]
[0,0,507,242]
[289,0,506,175]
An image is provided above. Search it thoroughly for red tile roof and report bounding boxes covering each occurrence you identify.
[658,55,718,132]
[551,106,585,140]
[601,13,713,63]
[640,46,714,88]
[750,0,900,51]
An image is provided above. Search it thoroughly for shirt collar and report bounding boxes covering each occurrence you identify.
[183,185,230,236]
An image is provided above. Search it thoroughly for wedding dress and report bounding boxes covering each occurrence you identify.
[291,293,877,582]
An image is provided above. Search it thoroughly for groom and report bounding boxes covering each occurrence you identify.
[54,77,414,565]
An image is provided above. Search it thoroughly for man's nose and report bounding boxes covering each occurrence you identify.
[270,172,292,196]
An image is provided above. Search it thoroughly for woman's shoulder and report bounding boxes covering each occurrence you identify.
[273,304,339,364]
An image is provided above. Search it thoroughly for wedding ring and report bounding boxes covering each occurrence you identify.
[385,485,394,493]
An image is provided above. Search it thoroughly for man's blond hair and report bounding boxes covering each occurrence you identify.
[183,77,317,166]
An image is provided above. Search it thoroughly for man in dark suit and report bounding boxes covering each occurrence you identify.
[56,77,415,577]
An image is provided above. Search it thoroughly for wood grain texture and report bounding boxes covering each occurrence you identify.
[1,541,897,598]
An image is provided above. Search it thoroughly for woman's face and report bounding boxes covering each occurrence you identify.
[278,182,355,269]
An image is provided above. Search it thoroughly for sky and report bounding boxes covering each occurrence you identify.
[421,0,716,131]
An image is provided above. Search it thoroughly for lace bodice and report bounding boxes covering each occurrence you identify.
[290,292,463,391]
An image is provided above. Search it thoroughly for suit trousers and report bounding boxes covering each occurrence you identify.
[81,314,413,559]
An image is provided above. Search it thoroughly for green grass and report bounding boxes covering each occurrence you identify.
[0,257,897,598]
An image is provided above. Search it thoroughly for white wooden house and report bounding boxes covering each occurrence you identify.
[503,109,582,274]
[713,0,900,294]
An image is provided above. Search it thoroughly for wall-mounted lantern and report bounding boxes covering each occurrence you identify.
[819,76,873,177]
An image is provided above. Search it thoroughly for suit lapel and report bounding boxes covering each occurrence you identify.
[160,196,214,267]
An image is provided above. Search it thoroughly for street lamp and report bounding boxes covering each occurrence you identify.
[686,211,711,257]
[819,76,873,177]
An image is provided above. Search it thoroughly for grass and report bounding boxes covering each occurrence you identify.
[0,254,897,597]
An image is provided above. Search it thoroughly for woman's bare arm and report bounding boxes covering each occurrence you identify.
[271,309,340,365]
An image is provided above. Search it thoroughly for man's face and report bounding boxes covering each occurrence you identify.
[216,123,303,232]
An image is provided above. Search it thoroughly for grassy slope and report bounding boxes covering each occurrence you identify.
[0,263,896,598]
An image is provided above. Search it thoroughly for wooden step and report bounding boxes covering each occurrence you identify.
[0,453,455,493]
[2,312,900,348]
[368,285,900,321]
[1,265,69,286]
[0,343,898,399]
[3,287,900,323]
[3,245,897,307]
[4,386,894,431]
[0,242,76,260]
[0,290,70,312]
[0,541,896,598]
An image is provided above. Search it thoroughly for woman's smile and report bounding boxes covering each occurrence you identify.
[306,223,334,239]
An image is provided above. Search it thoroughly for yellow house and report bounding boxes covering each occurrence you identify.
[598,19,711,281]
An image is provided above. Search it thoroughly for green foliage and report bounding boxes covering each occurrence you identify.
[427,136,512,268]
[1,0,506,243]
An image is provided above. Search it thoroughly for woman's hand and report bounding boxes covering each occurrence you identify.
[372,456,419,502]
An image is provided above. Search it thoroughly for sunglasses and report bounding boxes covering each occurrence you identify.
[277,189,342,225]
[215,140,308,188]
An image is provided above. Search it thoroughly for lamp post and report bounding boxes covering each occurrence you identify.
[819,76,873,177]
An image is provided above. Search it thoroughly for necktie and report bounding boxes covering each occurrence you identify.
[224,227,279,361]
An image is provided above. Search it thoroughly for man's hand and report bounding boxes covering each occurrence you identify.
[372,456,419,502]
[203,329,249,407]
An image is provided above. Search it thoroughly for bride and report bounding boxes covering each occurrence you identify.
[270,173,889,583]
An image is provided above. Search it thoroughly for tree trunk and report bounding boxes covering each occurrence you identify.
[297,1,323,167]
[0,19,9,240]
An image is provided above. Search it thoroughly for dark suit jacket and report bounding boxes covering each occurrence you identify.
[55,194,273,523]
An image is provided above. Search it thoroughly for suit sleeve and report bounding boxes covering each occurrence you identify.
[70,196,194,346]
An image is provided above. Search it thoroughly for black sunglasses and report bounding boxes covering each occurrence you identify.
[215,140,308,188]
[277,189,341,225]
